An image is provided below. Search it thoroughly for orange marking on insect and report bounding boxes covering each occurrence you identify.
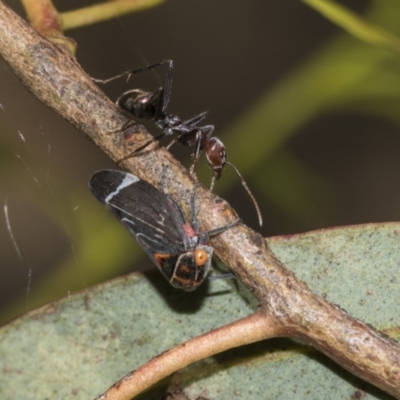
[194,249,208,267]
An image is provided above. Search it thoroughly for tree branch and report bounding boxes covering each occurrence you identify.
[0,2,399,398]
[95,313,277,400]
[21,0,76,52]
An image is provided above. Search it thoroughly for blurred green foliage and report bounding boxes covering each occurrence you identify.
[199,0,400,225]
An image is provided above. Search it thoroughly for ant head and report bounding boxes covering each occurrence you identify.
[116,88,163,120]
[204,137,227,177]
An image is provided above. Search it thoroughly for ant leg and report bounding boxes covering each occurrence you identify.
[92,59,172,85]
[206,218,241,237]
[189,182,199,232]
[92,70,132,84]
[159,60,173,114]
[165,137,178,150]
[208,272,236,281]
[204,125,215,139]
[189,157,200,176]
[107,118,136,135]
[116,132,165,163]
[128,60,171,80]
[182,111,209,127]
[189,131,204,176]
[207,257,237,285]
[187,125,214,176]
[210,173,217,192]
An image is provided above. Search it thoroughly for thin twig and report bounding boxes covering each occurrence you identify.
[95,313,278,400]
[21,0,76,52]
[61,0,165,31]
[303,0,400,53]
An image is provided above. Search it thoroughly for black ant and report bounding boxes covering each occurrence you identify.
[94,60,263,226]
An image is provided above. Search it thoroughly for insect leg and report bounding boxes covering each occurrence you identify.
[93,59,172,85]
[116,132,165,164]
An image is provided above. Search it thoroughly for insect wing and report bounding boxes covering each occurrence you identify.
[89,170,188,261]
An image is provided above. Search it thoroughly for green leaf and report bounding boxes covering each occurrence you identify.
[303,0,400,52]
[1,223,398,399]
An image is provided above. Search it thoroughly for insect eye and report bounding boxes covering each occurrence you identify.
[194,249,209,266]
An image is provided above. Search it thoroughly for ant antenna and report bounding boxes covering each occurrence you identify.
[210,161,263,227]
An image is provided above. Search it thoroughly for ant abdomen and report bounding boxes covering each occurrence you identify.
[117,89,160,120]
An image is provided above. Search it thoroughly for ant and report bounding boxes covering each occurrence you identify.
[94,60,263,226]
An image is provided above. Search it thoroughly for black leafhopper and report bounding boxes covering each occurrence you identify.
[89,170,238,291]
